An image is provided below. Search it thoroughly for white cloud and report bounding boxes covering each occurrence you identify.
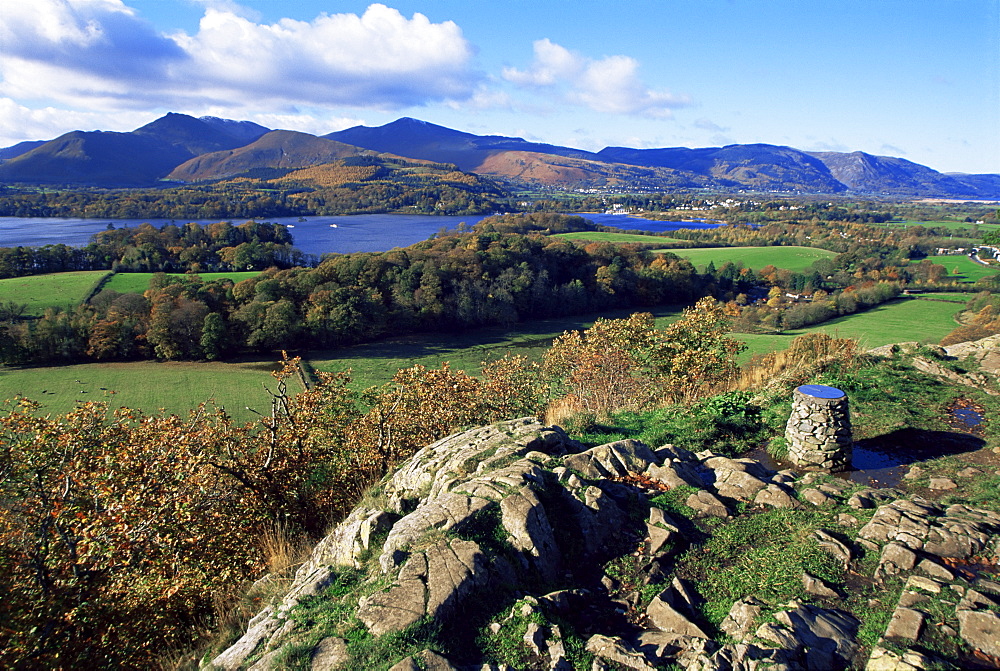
[0,1,480,113]
[502,39,690,118]
[0,97,158,146]
[502,39,581,87]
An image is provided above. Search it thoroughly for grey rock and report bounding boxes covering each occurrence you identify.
[879,542,918,576]
[379,493,492,572]
[634,630,693,661]
[247,647,284,671]
[865,645,932,671]
[419,649,459,670]
[524,622,546,657]
[847,492,876,509]
[424,538,489,622]
[655,444,697,461]
[358,551,429,636]
[812,529,853,567]
[646,460,706,489]
[800,488,835,506]
[702,456,772,480]
[564,439,660,479]
[976,578,1000,595]
[957,609,1000,658]
[646,523,675,556]
[957,588,1000,611]
[754,483,800,509]
[686,490,732,518]
[905,575,943,594]
[916,558,955,581]
[929,477,957,490]
[883,607,925,642]
[897,591,930,608]
[772,602,860,670]
[802,571,839,598]
[720,597,764,642]
[584,634,656,671]
[714,467,770,501]
[310,637,349,671]
[388,658,421,671]
[645,588,709,638]
[501,485,560,583]
[211,607,282,670]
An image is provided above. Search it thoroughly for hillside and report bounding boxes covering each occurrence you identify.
[209,335,1000,670]
[325,117,599,171]
[599,143,849,193]
[0,113,269,186]
[809,151,983,198]
[1,113,999,197]
[474,150,703,189]
[167,130,374,182]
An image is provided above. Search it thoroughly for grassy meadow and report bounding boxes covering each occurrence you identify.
[884,218,1000,232]
[929,254,1000,283]
[310,295,963,390]
[0,359,296,424]
[653,246,837,273]
[552,231,686,245]
[308,306,686,389]
[3,295,964,418]
[0,270,110,315]
[102,271,261,294]
[735,296,963,360]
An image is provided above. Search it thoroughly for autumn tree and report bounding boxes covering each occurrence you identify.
[542,298,745,418]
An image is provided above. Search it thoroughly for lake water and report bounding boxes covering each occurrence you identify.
[0,213,718,257]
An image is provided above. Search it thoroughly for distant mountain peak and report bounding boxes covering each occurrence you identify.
[0,113,997,197]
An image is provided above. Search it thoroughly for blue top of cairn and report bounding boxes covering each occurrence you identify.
[797,384,846,400]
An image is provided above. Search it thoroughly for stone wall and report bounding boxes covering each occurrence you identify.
[785,385,852,472]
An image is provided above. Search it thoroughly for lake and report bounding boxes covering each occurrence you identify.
[0,213,718,257]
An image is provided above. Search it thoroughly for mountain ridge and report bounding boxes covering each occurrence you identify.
[1,113,998,198]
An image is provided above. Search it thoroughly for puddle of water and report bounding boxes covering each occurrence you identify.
[746,445,909,488]
[948,406,984,432]
[746,427,987,489]
[839,446,910,488]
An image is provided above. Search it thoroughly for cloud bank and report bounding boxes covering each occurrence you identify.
[0,1,478,111]
[503,39,690,117]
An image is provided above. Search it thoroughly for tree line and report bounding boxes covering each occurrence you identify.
[0,217,718,365]
[0,300,747,668]
[0,220,308,279]
[0,156,509,220]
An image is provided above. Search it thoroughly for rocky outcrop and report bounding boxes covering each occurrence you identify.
[212,418,1000,671]
[868,334,1000,394]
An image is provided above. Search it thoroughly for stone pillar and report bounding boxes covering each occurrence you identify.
[785,384,852,472]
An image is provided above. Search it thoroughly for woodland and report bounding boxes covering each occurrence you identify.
[1,196,1000,668]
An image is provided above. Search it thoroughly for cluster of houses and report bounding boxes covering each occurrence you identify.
[933,245,1000,264]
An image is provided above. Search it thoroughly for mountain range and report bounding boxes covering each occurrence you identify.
[1,113,997,199]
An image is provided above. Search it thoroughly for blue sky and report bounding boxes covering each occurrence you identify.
[1,0,997,173]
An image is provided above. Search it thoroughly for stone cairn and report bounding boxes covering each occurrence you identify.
[785,384,852,472]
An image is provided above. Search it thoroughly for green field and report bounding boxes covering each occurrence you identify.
[652,246,837,273]
[308,306,685,389]
[930,255,1000,283]
[735,296,963,360]
[0,293,969,419]
[0,270,110,315]
[552,231,685,245]
[0,358,297,425]
[102,271,261,294]
[885,219,1000,232]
